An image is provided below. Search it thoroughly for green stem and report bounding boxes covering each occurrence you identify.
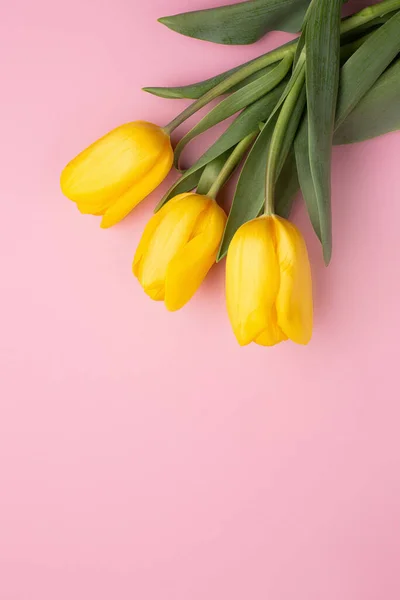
[264,67,306,216]
[207,132,257,200]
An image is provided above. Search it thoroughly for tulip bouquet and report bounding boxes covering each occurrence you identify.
[61,0,400,346]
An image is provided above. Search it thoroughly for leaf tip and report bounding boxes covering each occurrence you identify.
[154,199,165,213]
[142,86,170,99]
[216,245,227,263]
[323,244,332,266]
[157,16,175,30]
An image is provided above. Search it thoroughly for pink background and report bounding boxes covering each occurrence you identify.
[2,1,400,598]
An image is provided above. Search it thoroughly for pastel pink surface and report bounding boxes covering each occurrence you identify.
[1,1,400,598]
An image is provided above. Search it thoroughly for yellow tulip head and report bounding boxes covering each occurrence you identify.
[133,193,227,311]
[60,121,173,228]
[226,215,313,346]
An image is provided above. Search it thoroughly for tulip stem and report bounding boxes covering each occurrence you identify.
[264,65,306,216]
[207,132,258,200]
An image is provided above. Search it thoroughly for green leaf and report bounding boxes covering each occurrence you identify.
[156,169,205,207]
[334,57,400,144]
[155,82,287,210]
[143,51,292,100]
[143,57,266,100]
[145,13,393,100]
[217,119,277,260]
[305,0,342,265]
[196,150,233,195]
[274,150,300,219]
[159,0,312,46]
[294,117,321,240]
[173,54,293,167]
[335,11,400,128]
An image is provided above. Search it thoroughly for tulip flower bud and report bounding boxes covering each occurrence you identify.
[60,121,173,228]
[133,193,226,311]
[226,215,313,346]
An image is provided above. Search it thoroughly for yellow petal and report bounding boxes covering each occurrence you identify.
[61,122,171,206]
[274,216,313,345]
[134,194,210,300]
[255,327,288,346]
[164,200,226,311]
[133,193,191,278]
[76,197,113,216]
[100,141,173,228]
[226,217,283,346]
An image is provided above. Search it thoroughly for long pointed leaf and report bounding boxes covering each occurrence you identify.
[159,0,312,46]
[336,11,400,128]
[294,117,321,240]
[143,42,296,100]
[297,15,400,253]
[334,57,400,144]
[274,151,300,219]
[305,0,342,265]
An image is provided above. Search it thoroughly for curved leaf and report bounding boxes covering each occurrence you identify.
[159,0,311,46]
[143,41,295,100]
[334,57,400,144]
[143,58,264,100]
[336,11,400,128]
[143,65,258,101]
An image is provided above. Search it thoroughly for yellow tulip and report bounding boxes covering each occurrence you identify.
[226,215,313,346]
[133,193,227,311]
[60,121,173,228]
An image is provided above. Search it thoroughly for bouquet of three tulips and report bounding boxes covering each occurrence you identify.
[61,0,400,347]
